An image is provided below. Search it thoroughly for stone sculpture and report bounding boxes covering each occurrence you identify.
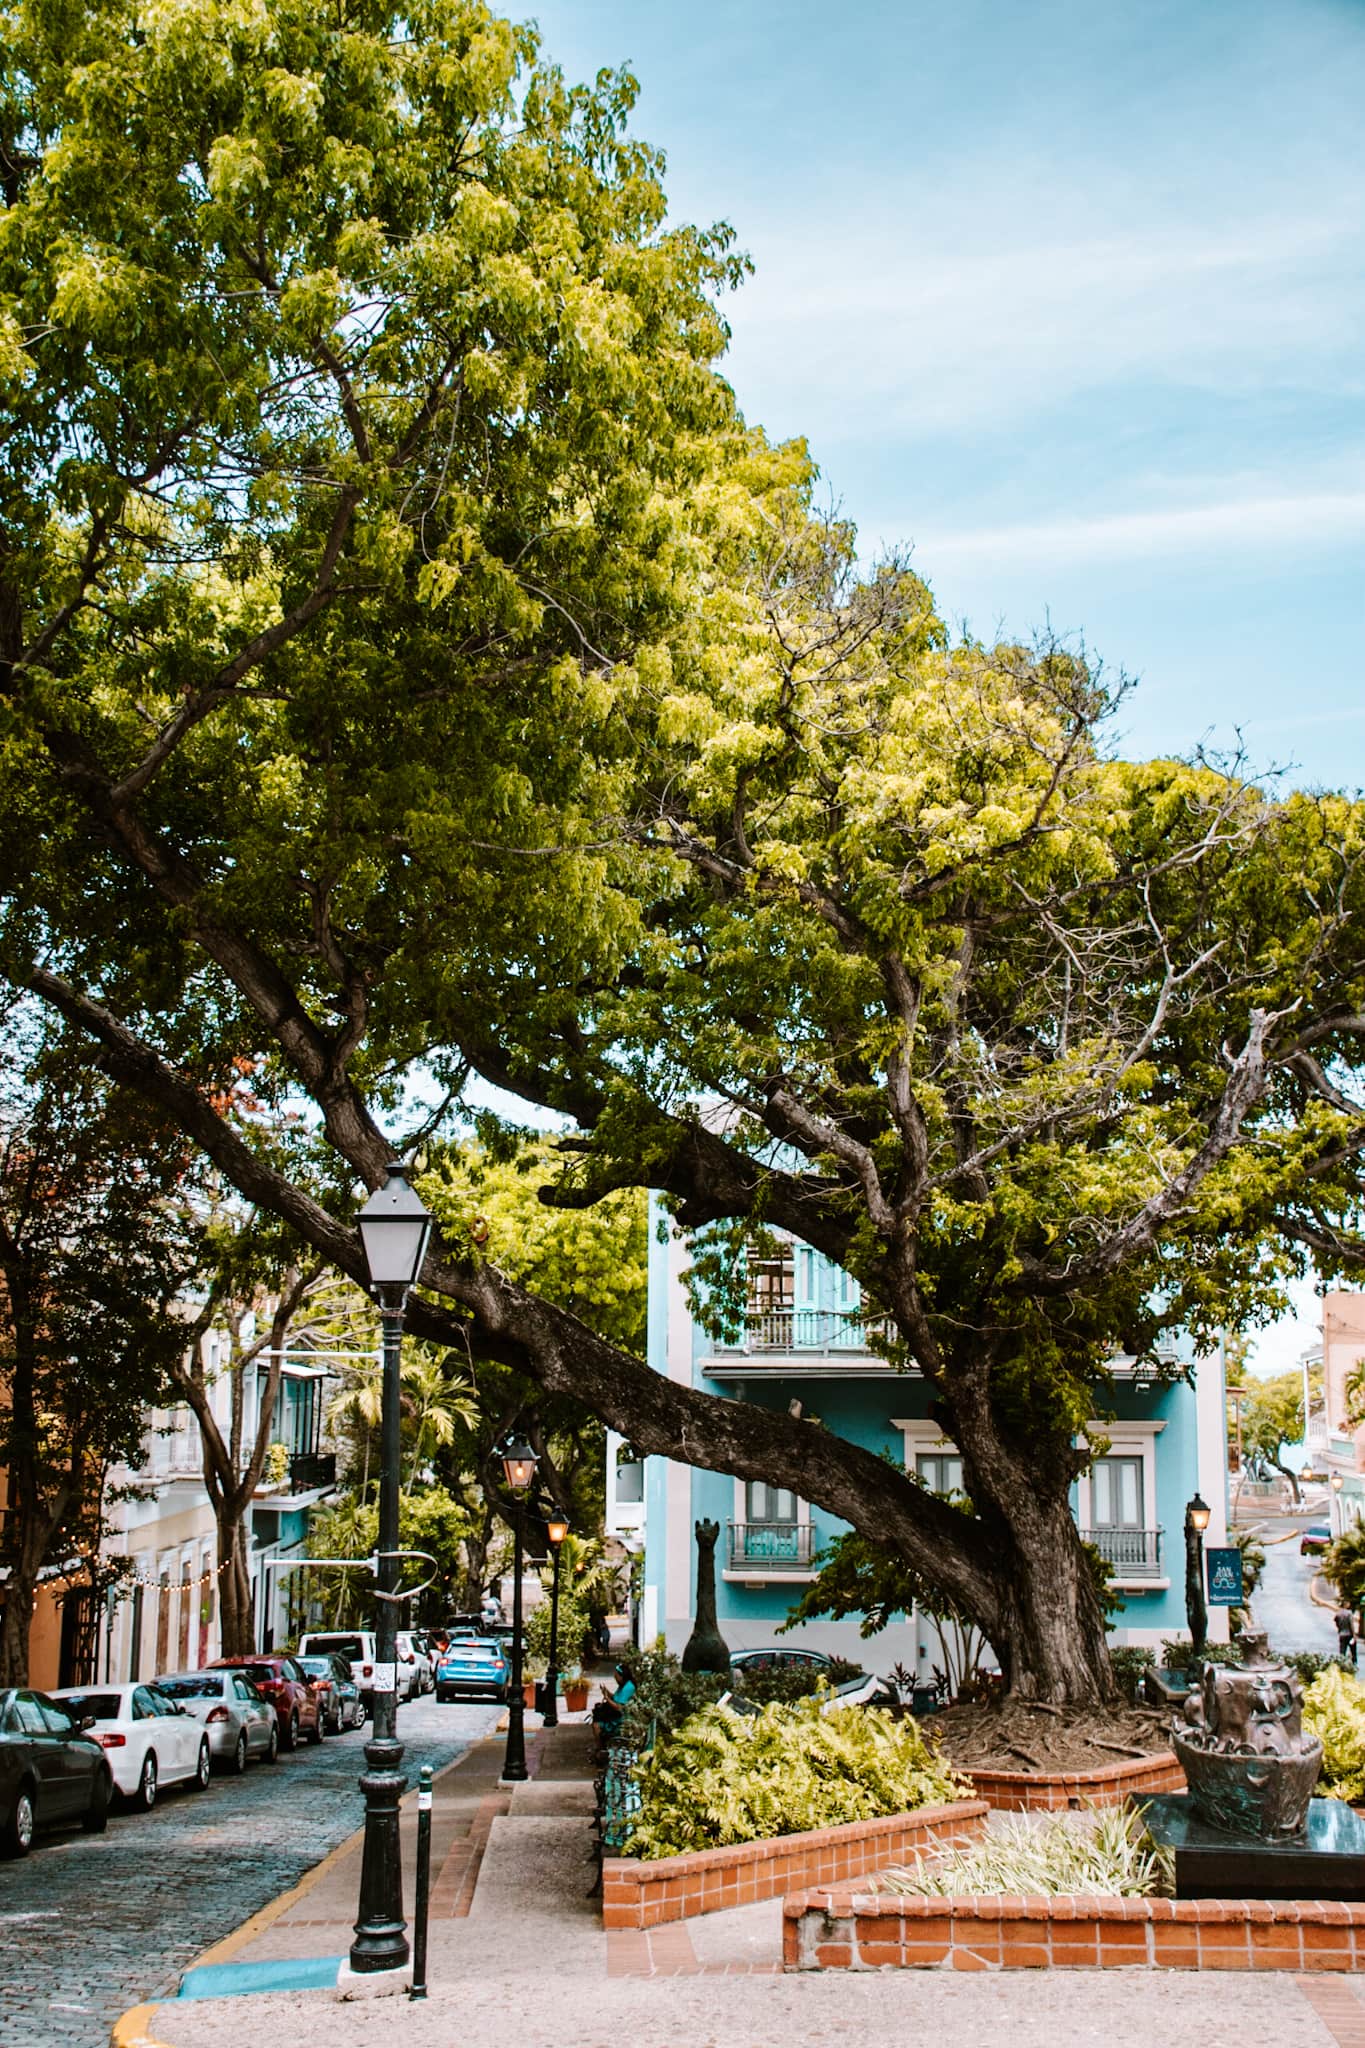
[1171,1630,1323,1841]
[681,1518,731,1674]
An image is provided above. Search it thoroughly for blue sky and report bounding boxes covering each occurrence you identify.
[531,0,1363,791]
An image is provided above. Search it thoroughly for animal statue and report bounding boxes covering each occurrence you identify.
[681,1518,731,1674]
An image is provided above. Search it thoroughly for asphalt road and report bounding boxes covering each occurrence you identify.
[0,1690,499,2048]
[1244,1512,1340,1655]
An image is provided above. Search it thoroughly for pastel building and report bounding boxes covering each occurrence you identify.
[612,1208,1230,1673]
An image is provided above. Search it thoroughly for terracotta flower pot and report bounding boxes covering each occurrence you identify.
[563,1682,590,1713]
[523,1680,538,1709]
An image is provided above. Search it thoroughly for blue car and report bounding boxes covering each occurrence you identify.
[435,1636,510,1702]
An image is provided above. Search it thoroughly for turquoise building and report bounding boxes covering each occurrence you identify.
[608,1205,1230,1675]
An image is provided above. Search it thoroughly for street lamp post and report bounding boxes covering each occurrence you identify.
[1185,1491,1211,1660]
[500,1437,538,1783]
[543,1512,568,1730]
[349,1163,431,1978]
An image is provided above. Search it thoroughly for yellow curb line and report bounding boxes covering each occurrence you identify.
[108,1733,491,2046]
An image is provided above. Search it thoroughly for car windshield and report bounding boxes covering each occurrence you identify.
[231,1665,279,1685]
[56,1691,122,1721]
[156,1676,224,1699]
[296,1658,329,1677]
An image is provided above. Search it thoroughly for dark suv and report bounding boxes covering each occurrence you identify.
[208,1655,323,1750]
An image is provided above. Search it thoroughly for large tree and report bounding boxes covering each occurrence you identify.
[3,0,1365,1702]
[0,1011,198,1681]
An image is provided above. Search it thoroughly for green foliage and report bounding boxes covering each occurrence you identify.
[625,1695,970,1859]
[731,1660,861,1707]
[1239,1372,1310,1491]
[1108,1646,1155,1705]
[1325,1525,1365,1609]
[1160,1638,1244,1674]
[1232,1527,1267,1600]
[525,1590,590,1670]
[881,1805,1171,1899]
[615,1640,727,1746]
[782,1529,958,1636]
[306,1484,474,1627]
[1304,1664,1365,1803]
[1283,1650,1353,1688]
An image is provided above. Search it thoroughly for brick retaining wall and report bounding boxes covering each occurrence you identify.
[784,1890,1365,1972]
[966,1751,1184,1811]
[601,1799,989,1928]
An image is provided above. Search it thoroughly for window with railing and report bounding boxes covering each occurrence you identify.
[1085,1455,1160,1574]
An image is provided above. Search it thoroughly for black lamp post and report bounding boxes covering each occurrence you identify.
[542,1512,568,1730]
[1185,1491,1211,1660]
[500,1436,538,1782]
[349,1163,431,1978]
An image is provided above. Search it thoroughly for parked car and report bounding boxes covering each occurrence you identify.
[155,1669,280,1771]
[298,1630,380,1713]
[729,1648,832,1678]
[0,1689,112,1855]
[295,1653,364,1733]
[208,1655,322,1749]
[1302,1525,1334,1555]
[51,1682,209,1810]
[395,1632,429,1698]
[435,1635,510,1702]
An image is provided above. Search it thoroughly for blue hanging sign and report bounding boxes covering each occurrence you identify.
[1205,1547,1244,1606]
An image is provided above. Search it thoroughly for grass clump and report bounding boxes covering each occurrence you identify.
[881,1805,1171,1898]
[624,1695,969,1860]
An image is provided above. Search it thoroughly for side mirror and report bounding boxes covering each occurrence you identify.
[80,1714,97,1731]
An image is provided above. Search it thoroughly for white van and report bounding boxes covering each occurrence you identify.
[297,1629,419,1704]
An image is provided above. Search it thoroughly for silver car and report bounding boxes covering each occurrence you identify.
[155,1670,279,1773]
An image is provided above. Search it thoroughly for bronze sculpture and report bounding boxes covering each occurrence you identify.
[1171,1630,1323,1841]
[681,1518,731,1673]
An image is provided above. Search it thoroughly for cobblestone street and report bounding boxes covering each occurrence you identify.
[0,1694,498,2048]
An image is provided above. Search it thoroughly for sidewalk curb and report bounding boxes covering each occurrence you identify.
[108,1734,485,2046]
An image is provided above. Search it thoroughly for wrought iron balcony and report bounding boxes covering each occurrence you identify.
[715,1310,893,1356]
[288,1451,337,1491]
[727,1521,816,1571]
[1083,1526,1163,1576]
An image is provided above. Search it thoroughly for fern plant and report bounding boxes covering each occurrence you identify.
[1304,1663,1365,1803]
[624,1696,970,1859]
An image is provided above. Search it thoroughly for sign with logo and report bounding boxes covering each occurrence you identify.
[1205,1548,1244,1606]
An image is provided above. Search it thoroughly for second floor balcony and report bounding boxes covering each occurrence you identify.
[1083,1525,1163,1579]
[727,1520,816,1573]
[704,1309,901,1377]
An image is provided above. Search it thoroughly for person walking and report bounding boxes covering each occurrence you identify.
[1333,1603,1357,1664]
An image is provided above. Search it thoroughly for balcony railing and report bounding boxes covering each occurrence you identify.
[1083,1526,1163,1576]
[727,1521,816,1571]
[715,1310,893,1356]
[288,1452,337,1492]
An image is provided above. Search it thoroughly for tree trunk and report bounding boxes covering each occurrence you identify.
[0,1552,38,1686]
[217,1513,254,1659]
[1270,1455,1301,1505]
[992,1498,1116,1702]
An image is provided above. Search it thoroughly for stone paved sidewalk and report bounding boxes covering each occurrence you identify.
[121,1719,1365,2048]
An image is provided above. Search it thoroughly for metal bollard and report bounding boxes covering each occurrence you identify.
[410,1762,432,2000]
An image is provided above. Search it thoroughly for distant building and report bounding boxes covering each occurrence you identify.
[1317,1292,1365,1534]
[633,1202,1228,1673]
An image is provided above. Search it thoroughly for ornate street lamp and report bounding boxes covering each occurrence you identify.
[1185,1491,1211,1659]
[542,1512,569,1730]
[349,1163,431,1978]
[500,1436,539,1781]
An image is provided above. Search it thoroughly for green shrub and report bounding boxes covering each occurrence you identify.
[613,1641,728,1747]
[1109,1646,1155,1704]
[1284,1650,1352,1688]
[1304,1663,1365,1803]
[624,1695,970,1859]
[881,1804,1171,1898]
[525,1593,590,1671]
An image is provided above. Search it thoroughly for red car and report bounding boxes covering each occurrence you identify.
[208,1655,323,1751]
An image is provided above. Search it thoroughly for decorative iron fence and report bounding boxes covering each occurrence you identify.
[1083,1526,1163,1575]
[727,1521,816,1570]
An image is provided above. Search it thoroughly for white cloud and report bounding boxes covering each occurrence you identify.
[902,489,1365,572]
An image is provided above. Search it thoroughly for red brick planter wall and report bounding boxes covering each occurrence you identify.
[601,1799,988,1929]
[966,1751,1184,1811]
[785,1891,1365,1972]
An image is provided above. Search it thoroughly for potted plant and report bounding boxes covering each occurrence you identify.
[524,1655,547,1711]
[561,1662,589,1714]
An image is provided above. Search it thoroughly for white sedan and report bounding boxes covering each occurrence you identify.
[52,1682,212,1810]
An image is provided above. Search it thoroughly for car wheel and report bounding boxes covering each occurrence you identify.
[231,1732,248,1775]
[135,1752,157,1811]
[265,1721,279,1764]
[2,1782,36,1857]
[284,1711,299,1751]
[436,1687,449,1703]
[307,1710,323,1745]
[82,1769,112,1834]
[193,1740,212,1790]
